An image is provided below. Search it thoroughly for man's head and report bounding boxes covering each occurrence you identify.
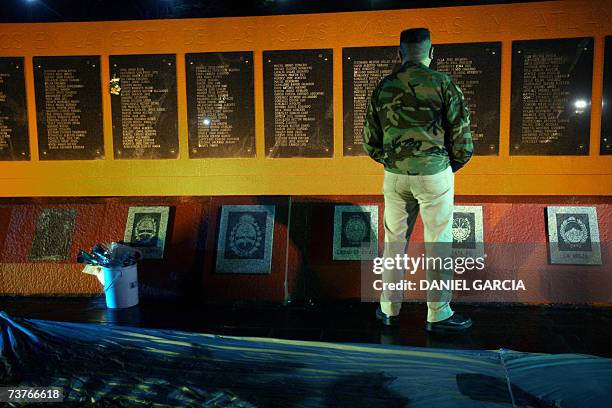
[399,28,433,66]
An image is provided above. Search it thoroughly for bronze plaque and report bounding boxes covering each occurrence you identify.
[0,57,29,161]
[601,36,612,155]
[263,49,333,158]
[510,38,593,155]
[110,54,179,159]
[432,42,501,155]
[33,56,104,160]
[342,46,399,156]
[186,52,255,158]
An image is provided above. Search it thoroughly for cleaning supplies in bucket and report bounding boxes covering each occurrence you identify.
[78,242,142,309]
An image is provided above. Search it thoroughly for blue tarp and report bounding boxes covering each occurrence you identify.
[1,311,611,407]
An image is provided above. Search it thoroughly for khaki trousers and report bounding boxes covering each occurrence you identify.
[380,166,455,323]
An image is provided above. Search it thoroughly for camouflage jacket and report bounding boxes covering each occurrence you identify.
[363,61,473,175]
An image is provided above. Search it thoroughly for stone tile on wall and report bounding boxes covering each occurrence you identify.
[123,206,171,259]
[215,205,276,274]
[546,206,602,265]
[203,196,289,302]
[332,205,379,261]
[29,208,77,261]
[2,203,105,264]
[452,205,484,258]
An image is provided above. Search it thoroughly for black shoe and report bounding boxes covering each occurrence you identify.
[425,314,472,333]
[376,307,399,327]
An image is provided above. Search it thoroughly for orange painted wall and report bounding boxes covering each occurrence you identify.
[0,195,610,304]
[291,196,611,305]
[0,0,611,197]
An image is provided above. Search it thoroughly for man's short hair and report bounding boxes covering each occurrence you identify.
[400,28,432,61]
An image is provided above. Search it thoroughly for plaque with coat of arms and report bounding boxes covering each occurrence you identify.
[333,205,379,260]
[452,206,484,258]
[216,205,275,274]
[123,206,170,259]
[546,206,601,265]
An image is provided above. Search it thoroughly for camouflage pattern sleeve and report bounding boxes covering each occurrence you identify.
[362,87,386,164]
[443,76,473,172]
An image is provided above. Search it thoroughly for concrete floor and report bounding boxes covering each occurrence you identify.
[1,297,611,357]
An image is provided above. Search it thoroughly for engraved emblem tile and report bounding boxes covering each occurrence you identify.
[452,205,484,258]
[123,206,170,259]
[333,205,379,260]
[546,206,601,265]
[216,205,275,274]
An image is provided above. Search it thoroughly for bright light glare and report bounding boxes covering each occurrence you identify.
[202,118,211,126]
[574,100,588,109]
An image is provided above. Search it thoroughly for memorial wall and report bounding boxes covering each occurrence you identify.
[0,0,610,196]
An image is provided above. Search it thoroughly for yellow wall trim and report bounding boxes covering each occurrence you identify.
[0,0,611,196]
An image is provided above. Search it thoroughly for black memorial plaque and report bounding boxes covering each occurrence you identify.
[263,49,333,158]
[110,54,178,159]
[186,52,255,158]
[431,42,501,155]
[601,36,612,155]
[0,57,29,161]
[342,46,399,156]
[33,56,103,160]
[510,38,593,155]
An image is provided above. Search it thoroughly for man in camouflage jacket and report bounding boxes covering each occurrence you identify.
[364,28,473,333]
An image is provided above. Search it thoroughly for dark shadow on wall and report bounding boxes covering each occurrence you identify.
[260,196,379,306]
[285,198,314,304]
[180,199,210,299]
[136,204,177,298]
[127,197,211,301]
[119,195,372,305]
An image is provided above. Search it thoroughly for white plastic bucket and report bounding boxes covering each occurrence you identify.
[96,264,139,309]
